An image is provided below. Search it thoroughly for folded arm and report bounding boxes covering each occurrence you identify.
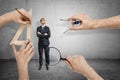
[36,27,51,38]
[44,27,51,38]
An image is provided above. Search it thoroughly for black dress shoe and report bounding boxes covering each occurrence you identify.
[46,65,49,70]
[38,65,42,70]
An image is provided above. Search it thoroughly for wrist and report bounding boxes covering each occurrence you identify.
[17,61,28,67]
[17,62,29,80]
[1,12,12,22]
[89,20,99,29]
[85,67,103,80]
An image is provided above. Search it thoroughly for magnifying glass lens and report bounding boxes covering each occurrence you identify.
[49,47,61,66]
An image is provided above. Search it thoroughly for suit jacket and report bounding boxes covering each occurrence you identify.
[36,26,51,46]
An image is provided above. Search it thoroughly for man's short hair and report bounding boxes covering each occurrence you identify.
[40,18,45,22]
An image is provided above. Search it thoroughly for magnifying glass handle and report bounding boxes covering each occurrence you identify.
[61,58,73,68]
[61,58,67,60]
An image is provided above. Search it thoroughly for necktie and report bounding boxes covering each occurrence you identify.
[42,27,44,30]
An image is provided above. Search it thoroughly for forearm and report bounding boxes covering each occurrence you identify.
[37,33,44,37]
[17,63,29,80]
[44,33,50,38]
[93,15,120,29]
[83,66,103,80]
[45,29,51,38]
[0,13,11,28]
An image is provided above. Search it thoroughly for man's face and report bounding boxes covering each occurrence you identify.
[40,19,46,25]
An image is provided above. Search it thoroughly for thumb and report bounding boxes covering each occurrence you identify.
[12,44,17,54]
[70,27,78,30]
[70,25,84,30]
[65,61,72,69]
[28,8,32,16]
[18,19,28,24]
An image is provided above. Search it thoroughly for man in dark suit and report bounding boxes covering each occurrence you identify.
[36,18,51,70]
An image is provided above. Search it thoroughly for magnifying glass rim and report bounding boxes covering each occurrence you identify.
[46,47,62,66]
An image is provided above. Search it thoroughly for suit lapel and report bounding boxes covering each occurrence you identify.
[39,26,46,33]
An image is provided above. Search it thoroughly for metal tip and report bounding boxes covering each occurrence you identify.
[60,19,69,21]
[63,29,69,33]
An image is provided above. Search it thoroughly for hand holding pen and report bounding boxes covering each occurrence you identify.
[15,8,31,24]
[8,8,31,24]
[67,13,95,30]
[60,19,82,33]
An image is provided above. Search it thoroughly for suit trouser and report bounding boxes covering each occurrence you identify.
[38,44,50,66]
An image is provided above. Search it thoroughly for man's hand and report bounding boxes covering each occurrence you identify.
[44,33,48,35]
[12,40,34,65]
[65,55,103,80]
[68,13,120,30]
[12,40,34,80]
[9,8,32,24]
[37,31,41,35]
[68,13,95,30]
[65,55,90,74]
[0,8,32,28]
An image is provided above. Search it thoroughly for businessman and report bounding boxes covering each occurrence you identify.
[36,18,51,70]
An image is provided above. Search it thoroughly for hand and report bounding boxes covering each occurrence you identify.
[65,55,104,80]
[65,55,90,74]
[44,33,48,35]
[12,40,34,65]
[37,31,41,35]
[12,40,34,80]
[9,8,32,24]
[68,13,95,30]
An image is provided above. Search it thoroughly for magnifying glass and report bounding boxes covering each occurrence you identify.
[60,19,82,33]
[45,47,72,67]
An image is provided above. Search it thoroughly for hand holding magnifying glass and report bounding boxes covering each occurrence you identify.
[45,47,103,80]
[65,55,104,80]
[45,47,73,68]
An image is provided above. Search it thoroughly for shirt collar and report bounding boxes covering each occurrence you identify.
[41,24,46,27]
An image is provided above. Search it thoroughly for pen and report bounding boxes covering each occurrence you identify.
[60,19,82,25]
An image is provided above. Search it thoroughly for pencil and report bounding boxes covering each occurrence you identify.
[15,8,31,23]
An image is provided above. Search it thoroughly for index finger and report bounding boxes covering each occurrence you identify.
[67,16,81,21]
[18,9,31,23]
[20,40,30,51]
[65,56,75,70]
[66,56,73,62]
